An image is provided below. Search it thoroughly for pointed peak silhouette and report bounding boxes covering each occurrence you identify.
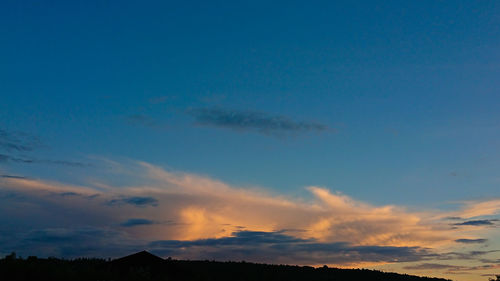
[109,250,164,267]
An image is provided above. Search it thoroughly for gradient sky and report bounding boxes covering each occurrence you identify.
[1,1,500,280]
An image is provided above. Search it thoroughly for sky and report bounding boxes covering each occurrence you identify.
[1,1,500,280]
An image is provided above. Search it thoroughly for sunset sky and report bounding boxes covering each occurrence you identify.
[1,1,500,280]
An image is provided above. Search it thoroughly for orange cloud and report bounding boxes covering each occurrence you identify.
[1,160,499,274]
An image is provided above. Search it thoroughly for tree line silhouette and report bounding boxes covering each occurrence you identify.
[0,251,456,281]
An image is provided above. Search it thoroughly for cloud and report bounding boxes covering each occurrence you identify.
[108,196,159,207]
[150,230,428,265]
[152,231,307,247]
[0,154,34,163]
[4,227,143,258]
[42,160,91,167]
[1,161,500,271]
[58,192,80,197]
[0,174,27,179]
[404,263,500,273]
[479,258,500,264]
[404,263,462,270]
[120,218,156,227]
[0,153,89,167]
[188,107,329,136]
[454,201,500,218]
[0,128,89,168]
[454,220,497,226]
[454,239,488,244]
[448,250,499,260]
[0,128,42,152]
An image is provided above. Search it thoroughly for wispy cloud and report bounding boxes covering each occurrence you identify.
[453,201,500,219]
[0,128,90,168]
[0,153,89,167]
[0,128,42,152]
[404,263,500,274]
[454,238,488,244]
[120,218,156,227]
[108,196,159,207]
[0,174,27,179]
[454,219,498,226]
[188,107,330,137]
[404,263,462,270]
[0,154,33,163]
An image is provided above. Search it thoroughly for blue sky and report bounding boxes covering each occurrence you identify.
[1,1,500,280]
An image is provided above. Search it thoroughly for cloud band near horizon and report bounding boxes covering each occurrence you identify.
[0,160,499,273]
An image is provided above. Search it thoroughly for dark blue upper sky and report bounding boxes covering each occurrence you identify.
[2,0,500,206]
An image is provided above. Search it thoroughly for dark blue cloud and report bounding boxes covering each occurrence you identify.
[58,192,80,197]
[0,129,89,167]
[188,108,329,137]
[0,153,89,167]
[150,231,428,265]
[42,160,90,167]
[50,191,99,199]
[455,238,488,244]
[0,129,42,152]
[2,227,145,258]
[151,231,307,248]
[454,219,498,226]
[0,154,34,163]
[1,228,479,266]
[445,216,463,220]
[108,196,159,207]
[120,218,156,227]
[0,174,27,179]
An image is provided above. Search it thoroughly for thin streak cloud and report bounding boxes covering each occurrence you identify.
[0,153,89,167]
[108,196,159,207]
[454,238,488,244]
[188,107,330,136]
[454,220,497,226]
[120,218,156,227]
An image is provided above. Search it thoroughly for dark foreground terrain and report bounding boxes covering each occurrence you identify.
[0,251,450,281]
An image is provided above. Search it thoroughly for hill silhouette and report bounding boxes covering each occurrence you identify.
[109,250,165,267]
[0,251,452,281]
